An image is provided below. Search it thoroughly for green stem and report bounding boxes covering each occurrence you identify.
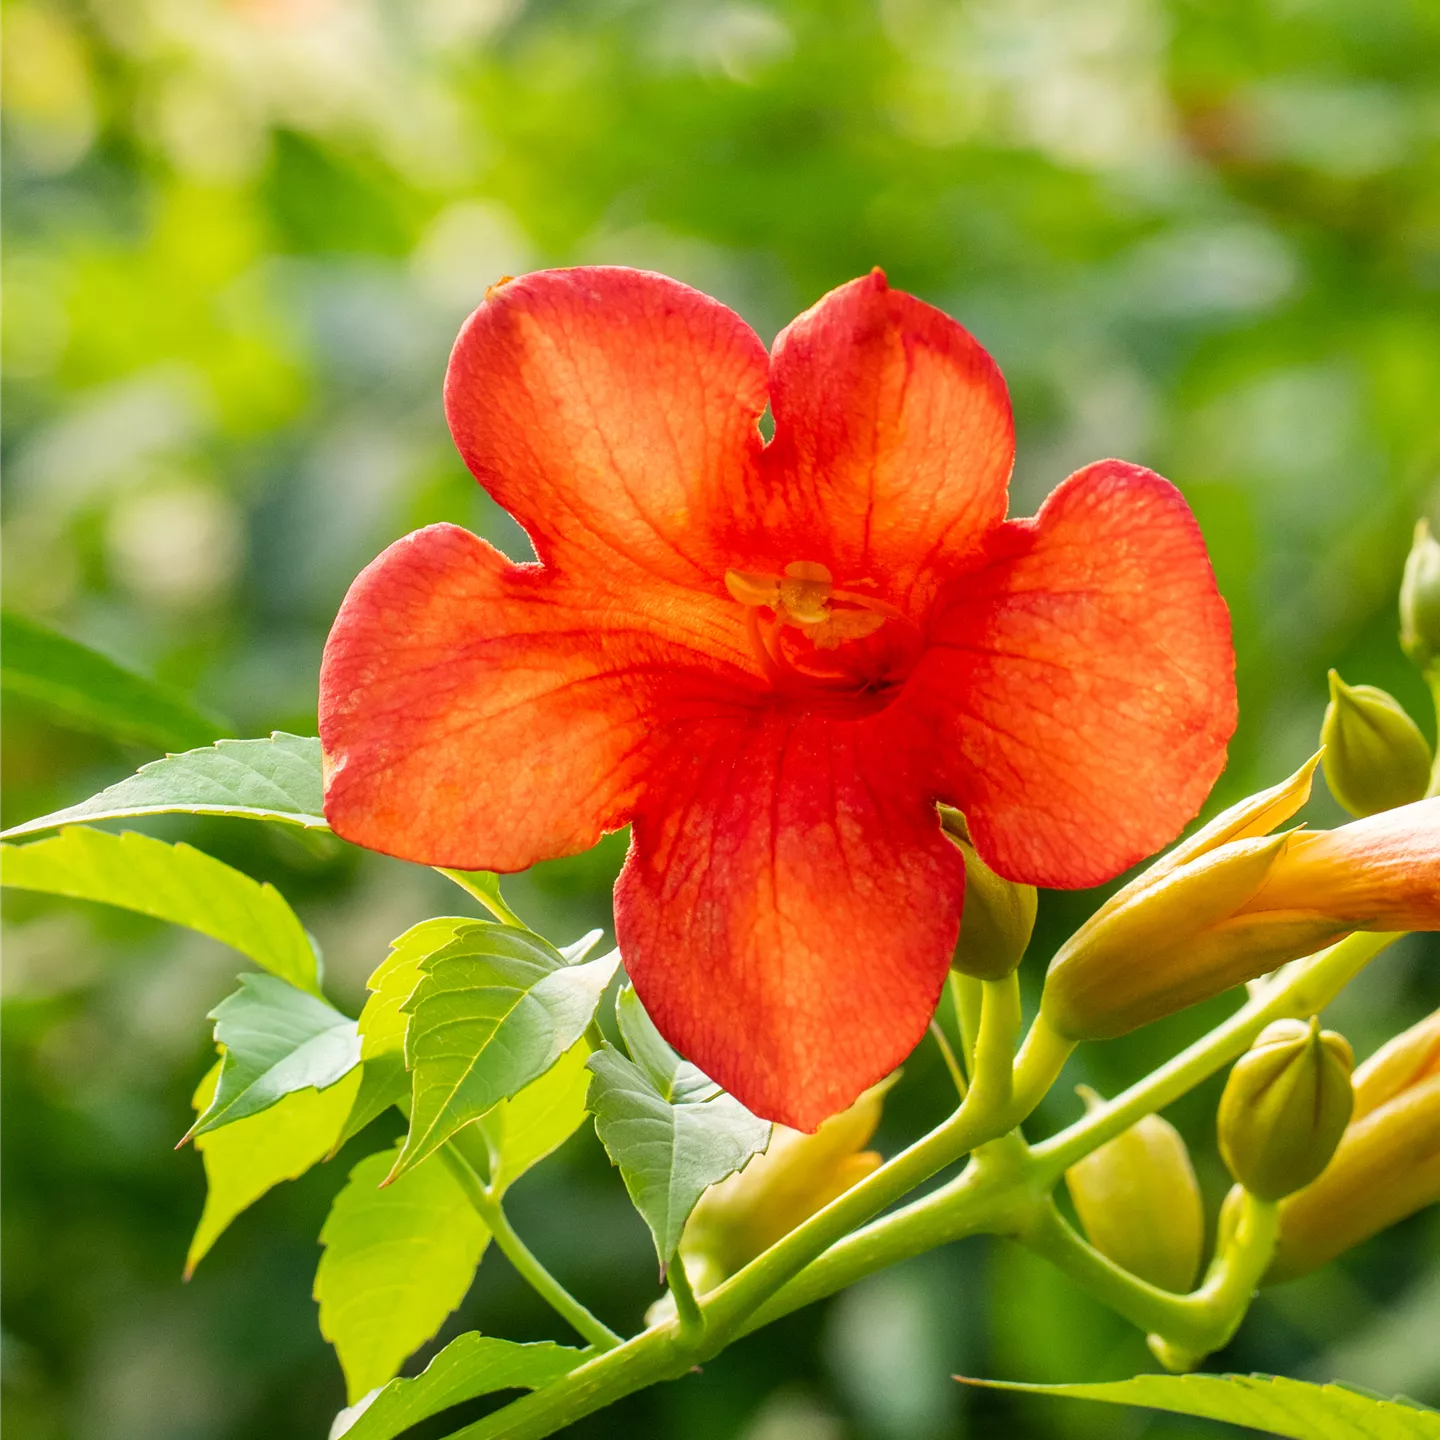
[666,1255,705,1342]
[951,971,983,1076]
[441,1146,622,1351]
[436,868,528,928]
[443,933,1398,1436]
[1018,1191,1279,1371]
[929,1019,968,1099]
[1030,929,1398,1183]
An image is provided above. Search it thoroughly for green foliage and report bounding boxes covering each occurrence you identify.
[588,988,771,1267]
[477,1038,594,1196]
[190,974,360,1136]
[316,1147,491,1404]
[332,1054,411,1153]
[332,1334,581,1440]
[0,734,327,840]
[0,825,322,994]
[964,1372,1440,1439]
[185,1061,362,1278]
[393,924,620,1179]
[0,611,225,753]
[358,917,481,1060]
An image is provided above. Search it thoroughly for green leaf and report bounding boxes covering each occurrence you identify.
[332,1053,411,1154]
[185,1061,361,1278]
[614,984,721,1103]
[330,1333,580,1440]
[960,1373,1440,1439]
[190,974,360,1136]
[0,610,226,753]
[393,925,620,1180]
[0,733,326,840]
[588,988,770,1268]
[316,1146,491,1403]
[0,825,322,993]
[358,918,483,1060]
[477,1037,594,1196]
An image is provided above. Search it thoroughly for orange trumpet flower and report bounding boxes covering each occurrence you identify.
[319,267,1235,1128]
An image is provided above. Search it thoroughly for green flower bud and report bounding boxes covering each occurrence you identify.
[1400,518,1440,673]
[1269,1010,1440,1282]
[1320,670,1431,818]
[1065,1088,1205,1293]
[1218,1017,1355,1202]
[940,808,1037,979]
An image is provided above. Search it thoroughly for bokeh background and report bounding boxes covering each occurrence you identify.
[3,0,1440,1437]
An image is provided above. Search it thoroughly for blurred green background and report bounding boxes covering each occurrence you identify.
[3,0,1439,1437]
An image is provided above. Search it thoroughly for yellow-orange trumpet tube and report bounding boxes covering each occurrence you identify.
[1042,779,1440,1041]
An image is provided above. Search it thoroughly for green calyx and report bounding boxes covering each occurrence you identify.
[940,807,1037,980]
[1320,670,1431,817]
[1399,517,1440,673]
[1218,1017,1355,1202]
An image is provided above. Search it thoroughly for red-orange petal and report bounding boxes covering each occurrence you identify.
[910,460,1237,889]
[746,270,1013,612]
[444,267,769,592]
[320,524,754,870]
[615,708,965,1130]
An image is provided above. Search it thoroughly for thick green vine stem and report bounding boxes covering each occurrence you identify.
[1017,1191,1279,1372]
[443,929,1399,1437]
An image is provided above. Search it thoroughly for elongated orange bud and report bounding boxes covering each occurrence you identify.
[1041,767,1440,1041]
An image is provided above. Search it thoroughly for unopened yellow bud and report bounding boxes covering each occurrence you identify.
[680,1081,889,1282]
[1043,832,1293,1040]
[940,808,1037,980]
[1321,671,1431,818]
[1218,1018,1355,1201]
[1065,1089,1204,1294]
[1269,1010,1440,1282]
[1400,518,1440,673]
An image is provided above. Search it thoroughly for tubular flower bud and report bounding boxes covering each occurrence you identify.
[940,808,1037,979]
[1270,1010,1440,1281]
[1042,776,1440,1041]
[1218,1018,1355,1201]
[680,1080,889,1283]
[1065,1089,1205,1294]
[1321,670,1431,818]
[1400,518,1440,672]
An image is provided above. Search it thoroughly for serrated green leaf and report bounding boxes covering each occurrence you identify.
[186,1061,361,1278]
[358,918,482,1061]
[0,610,226,753]
[960,1372,1440,1439]
[587,989,770,1267]
[332,1053,411,1155]
[191,974,360,1136]
[0,825,322,993]
[330,1333,580,1440]
[0,733,325,841]
[316,1146,491,1403]
[392,926,620,1180]
[615,984,720,1103]
[478,1038,594,1196]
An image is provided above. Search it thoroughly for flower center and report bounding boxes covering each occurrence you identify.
[724,561,911,710]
